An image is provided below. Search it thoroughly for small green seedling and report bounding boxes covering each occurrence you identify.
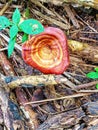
[86,67,98,89]
[0,8,44,57]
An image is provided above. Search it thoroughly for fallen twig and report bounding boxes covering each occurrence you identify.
[23,93,91,105]
[76,80,98,90]
[0,0,12,15]
[7,75,76,89]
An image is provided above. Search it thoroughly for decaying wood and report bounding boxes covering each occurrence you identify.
[36,108,85,130]
[38,0,98,10]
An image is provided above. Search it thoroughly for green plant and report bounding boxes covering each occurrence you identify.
[86,67,98,89]
[0,8,44,57]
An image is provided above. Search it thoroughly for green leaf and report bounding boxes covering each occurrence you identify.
[12,8,20,24]
[24,8,30,18]
[95,68,98,72]
[19,19,44,35]
[9,25,18,39]
[86,72,98,79]
[96,84,98,89]
[22,33,28,43]
[8,37,16,58]
[0,16,10,30]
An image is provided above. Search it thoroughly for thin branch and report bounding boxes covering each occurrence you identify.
[23,93,91,105]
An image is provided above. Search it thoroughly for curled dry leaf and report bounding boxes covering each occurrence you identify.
[22,27,69,74]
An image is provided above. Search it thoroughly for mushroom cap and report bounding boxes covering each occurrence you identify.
[22,27,69,74]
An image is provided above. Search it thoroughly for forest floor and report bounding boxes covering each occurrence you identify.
[0,0,98,130]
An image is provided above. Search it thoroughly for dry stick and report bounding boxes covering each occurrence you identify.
[7,75,76,90]
[79,90,98,93]
[0,0,12,15]
[75,80,98,90]
[7,74,98,90]
[23,93,91,105]
[0,47,8,51]
[80,36,98,43]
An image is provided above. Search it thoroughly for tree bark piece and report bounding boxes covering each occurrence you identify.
[36,108,85,130]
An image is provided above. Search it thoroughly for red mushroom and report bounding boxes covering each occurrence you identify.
[22,27,69,74]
